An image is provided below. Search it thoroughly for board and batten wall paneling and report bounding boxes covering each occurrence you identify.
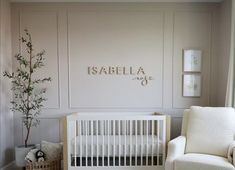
[11,3,221,145]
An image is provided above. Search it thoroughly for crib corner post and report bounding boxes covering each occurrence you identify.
[166,115,171,144]
[63,116,68,170]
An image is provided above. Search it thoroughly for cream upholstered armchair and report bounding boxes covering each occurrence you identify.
[165,106,235,170]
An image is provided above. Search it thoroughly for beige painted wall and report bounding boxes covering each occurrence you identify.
[0,0,14,168]
[11,2,228,145]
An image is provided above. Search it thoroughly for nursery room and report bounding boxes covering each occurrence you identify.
[0,0,234,169]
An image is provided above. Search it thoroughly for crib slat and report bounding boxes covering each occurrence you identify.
[146,120,148,166]
[124,120,127,166]
[96,120,99,167]
[141,120,143,166]
[113,120,116,166]
[91,121,94,167]
[135,120,137,166]
[86,120,88,167]
[102,120,105,167]
[107,120,110,166]
[79,120,82,167]
[83,121,85,139]
[74,120,77,167]
[151,120,154,166]
[68,122,71,167]
[118,120,121,166]
[130,120,132,166]
[157,120,160,166]
[163,118,166,166]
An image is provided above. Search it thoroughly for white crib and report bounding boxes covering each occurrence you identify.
[63,113,171,170]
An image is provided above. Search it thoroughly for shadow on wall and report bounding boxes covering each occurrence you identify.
[171,117,182,139]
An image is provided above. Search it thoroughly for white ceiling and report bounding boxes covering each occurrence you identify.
[11,0,223,3]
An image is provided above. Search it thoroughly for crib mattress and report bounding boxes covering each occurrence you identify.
[71,135,163,157]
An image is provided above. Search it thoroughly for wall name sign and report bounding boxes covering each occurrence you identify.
[88,66,153,86]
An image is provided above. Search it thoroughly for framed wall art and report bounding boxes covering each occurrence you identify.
[183,74,201,97]
[183,49,202,72]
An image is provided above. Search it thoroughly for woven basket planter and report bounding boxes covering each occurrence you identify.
[26,159,61,170]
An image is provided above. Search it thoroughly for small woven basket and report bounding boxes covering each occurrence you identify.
[26,159,61,170]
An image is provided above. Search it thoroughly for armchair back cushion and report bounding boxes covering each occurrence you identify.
[186,106,235,157]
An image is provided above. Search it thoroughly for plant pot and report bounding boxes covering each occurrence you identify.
[15,144,35,167]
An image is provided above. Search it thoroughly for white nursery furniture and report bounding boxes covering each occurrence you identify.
[165,106,235,170]
[63,112,170,170]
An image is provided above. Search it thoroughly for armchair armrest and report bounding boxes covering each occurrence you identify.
[227,141,235,166]
[233,148,235,166]
[165,136,186,170]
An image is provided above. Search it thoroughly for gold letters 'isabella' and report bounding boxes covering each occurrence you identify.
[88,66,145,76]
[87,66,153,86]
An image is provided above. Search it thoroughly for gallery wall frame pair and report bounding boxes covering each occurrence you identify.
[182,49,202,97]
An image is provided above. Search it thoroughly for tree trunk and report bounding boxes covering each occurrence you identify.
[24,127,30,147]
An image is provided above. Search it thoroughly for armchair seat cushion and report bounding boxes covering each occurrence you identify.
[175,153,235,170]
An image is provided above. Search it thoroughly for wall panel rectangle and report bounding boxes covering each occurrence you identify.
[173,11,212,108]
[20,11,60,109]
[68,11,164,109]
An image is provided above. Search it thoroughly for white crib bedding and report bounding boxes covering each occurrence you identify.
[71,135,163,157]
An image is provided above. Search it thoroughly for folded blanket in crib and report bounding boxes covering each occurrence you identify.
[227,141,235,164]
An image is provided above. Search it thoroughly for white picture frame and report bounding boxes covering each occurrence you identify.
[183,74,201,97]
[183,49,202,72]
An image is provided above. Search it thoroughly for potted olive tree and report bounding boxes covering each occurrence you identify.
[3,29,51,167]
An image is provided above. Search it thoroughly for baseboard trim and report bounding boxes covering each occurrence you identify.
[0,161,15,170]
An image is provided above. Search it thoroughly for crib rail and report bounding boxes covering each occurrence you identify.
[64,114,167,169]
